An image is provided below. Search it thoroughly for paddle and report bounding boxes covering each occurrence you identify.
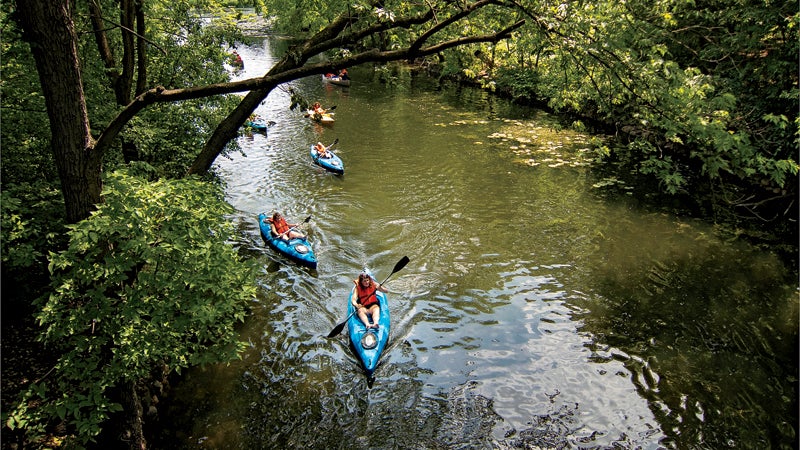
[272,215,311,240]
[293,215,312,230]
[314,138,338,161]
[326,255,410,338]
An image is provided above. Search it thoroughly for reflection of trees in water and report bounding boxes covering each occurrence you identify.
[573,224,797,449]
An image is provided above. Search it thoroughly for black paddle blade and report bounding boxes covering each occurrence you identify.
[328,105,337,111]
[392,256,410,274]
[378,256,410,285]
[327,321,347,338]
[303,215,312,223]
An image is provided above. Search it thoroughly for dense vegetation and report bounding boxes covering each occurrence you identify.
[2,0,796,448]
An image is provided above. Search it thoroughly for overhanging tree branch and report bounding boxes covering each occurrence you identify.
[97,15,525,170]
[186,16,525,175]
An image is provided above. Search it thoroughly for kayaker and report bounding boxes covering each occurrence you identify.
[231,50,243,67]
[351,272,388,329]
[338,68,349,80]
[311,101,325,115]
[268,212,306,240]
[314,142,331,158]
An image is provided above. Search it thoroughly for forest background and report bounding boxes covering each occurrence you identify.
[1,0,797,448]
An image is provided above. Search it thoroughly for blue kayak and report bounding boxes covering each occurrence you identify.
[257,213,317,269]
[310,145,344,175]
[245,118,271,133]
[347,270,390,378]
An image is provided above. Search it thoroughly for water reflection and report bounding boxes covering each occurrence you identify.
[155,34,797,450]
[576,217,798,448]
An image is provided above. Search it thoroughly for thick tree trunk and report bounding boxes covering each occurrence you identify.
[186,85,277,175]
[16,0,102,223]
[119,380,147,450]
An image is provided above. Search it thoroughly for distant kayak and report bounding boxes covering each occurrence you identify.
[322,74,351,87]
[306,109,335,125]
[257,213,317,269]
[244,118,272,133]
[347,269,390,378]
[310,145,344,175]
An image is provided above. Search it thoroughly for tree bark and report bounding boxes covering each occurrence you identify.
[118,380,146,450]
[187,87,276,175]
[135,0,147,96]
[117,0,135,105]
[16,0,102,224]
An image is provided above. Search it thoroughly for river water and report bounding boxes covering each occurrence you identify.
[155,36,798,449]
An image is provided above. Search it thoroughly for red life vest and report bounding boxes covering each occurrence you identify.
[354,280,379,307]
[269,217,290,234]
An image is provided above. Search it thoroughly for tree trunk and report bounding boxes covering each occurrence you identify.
[16,0,102,223]
[135,0,147,96]
[186,85,277,175]
[117,0,135,105]
[117,380,147,450]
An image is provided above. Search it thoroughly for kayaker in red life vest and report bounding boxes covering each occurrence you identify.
[231,50,243,66]
[314,142,331,158]
[268,212,306,241]
[351,272,388,329]
[338,68,349,80]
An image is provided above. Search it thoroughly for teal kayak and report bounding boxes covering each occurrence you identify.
[257,213,317,269]
[347,270,390,378]
[310,145,344,175]
[244,118,273,133]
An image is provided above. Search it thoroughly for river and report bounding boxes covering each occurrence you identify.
[154,35,798,449]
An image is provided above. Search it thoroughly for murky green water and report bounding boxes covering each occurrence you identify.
[155,36,798,449]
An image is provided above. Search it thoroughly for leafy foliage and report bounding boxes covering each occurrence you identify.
[0,184,65,272]
[6,170,258,445]
[0,7,56,186]
[438,0,798,227]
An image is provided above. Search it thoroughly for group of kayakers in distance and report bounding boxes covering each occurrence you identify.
[263,66,391,335]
